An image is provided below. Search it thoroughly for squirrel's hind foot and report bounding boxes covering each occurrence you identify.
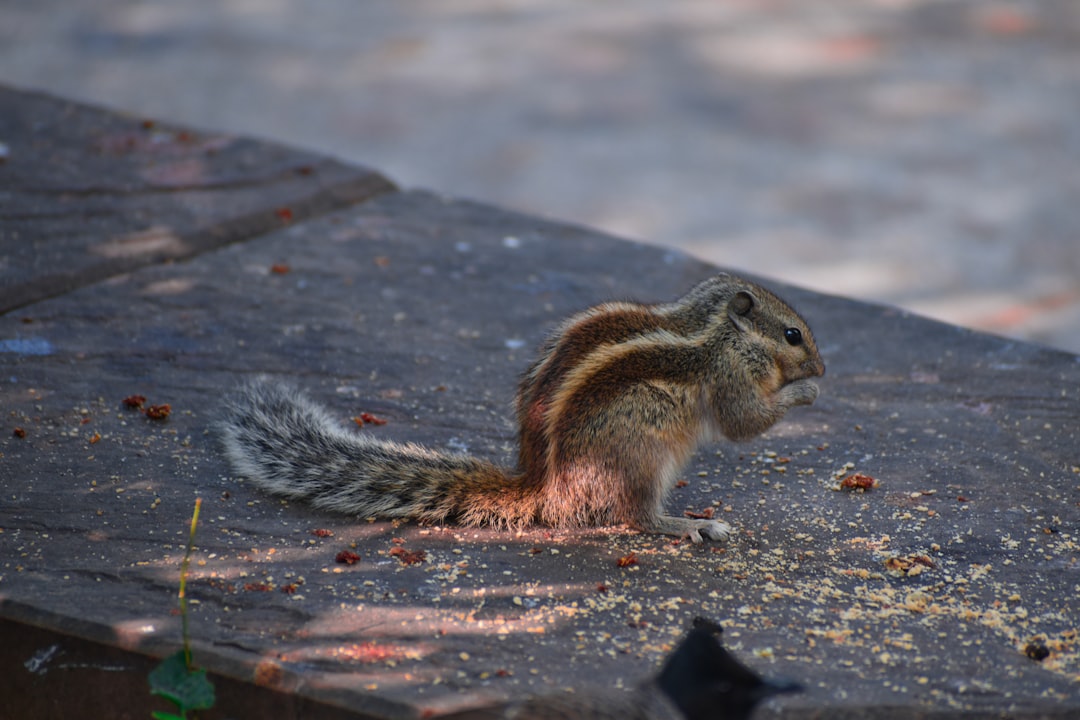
[646,515,733,544]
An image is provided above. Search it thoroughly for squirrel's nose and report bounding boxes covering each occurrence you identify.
[804,357,825,378]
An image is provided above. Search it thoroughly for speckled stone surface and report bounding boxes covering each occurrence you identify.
[0,86,395,313]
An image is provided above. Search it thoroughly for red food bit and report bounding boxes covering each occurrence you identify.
[359,412,387,426]
[529,547,544,555]
[311,528,334,538]
[122,395,146,409]
[270,263,291,275]
[244,583,272,592]
[336,550,361,565]
[280,583,299,594]
[89,432,101,445]
[675,480,689,488]
[839,473,877,491]
[145,404,171,420]
[616,552,638,568]
[275,207,294,222]
[389,547,426,566]
[684,507,715,520]
[13,427,26,439]
[596,583,608,594]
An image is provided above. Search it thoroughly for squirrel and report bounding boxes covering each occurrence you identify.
[438,618,801,720]
[219,273,824,543]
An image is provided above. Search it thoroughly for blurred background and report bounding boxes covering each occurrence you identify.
[4,0,1079,353]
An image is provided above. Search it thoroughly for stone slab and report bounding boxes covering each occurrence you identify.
[2,184,1078,718]
[0,84,396,313]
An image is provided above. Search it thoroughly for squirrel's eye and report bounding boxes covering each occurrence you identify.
[784,328,803,346]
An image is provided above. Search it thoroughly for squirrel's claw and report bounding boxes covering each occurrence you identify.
[645,515,733,543]
[692,519,733,543]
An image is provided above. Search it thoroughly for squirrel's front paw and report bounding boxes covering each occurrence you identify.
[785,379,819,407]
[647,515,733,544]
[689,518,733,544]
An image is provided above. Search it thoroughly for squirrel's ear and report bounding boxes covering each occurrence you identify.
[728,291,755,331]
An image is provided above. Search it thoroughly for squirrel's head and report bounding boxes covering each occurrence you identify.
[726,283,825,385]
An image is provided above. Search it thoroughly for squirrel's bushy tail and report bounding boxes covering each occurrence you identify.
[219,381,534,527]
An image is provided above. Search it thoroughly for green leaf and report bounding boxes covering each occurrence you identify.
[149,650,216,713]
[151,712,186,720]
[177,667,215,711]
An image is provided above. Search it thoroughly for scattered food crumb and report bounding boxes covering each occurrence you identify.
[145,404,172,420]
[838,473,878,491]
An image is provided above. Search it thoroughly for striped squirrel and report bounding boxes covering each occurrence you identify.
[220,274,824,543]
